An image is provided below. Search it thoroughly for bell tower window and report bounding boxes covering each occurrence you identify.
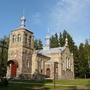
[24,33,27,44]
[12,35,15,43]
[29,36,31,47]
[17,34,21,42]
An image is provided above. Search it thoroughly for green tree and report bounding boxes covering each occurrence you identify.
[0,63,6,78]
[34,39,39,50]
[84,39,90,78]
[38,39,43,50]
[59,32,63,47]
[0,36,9,77]
[78,43,89,78]
[50,33,59,48]
[34,39,43,50]
[62,30,75,52]
[73,45,79,78]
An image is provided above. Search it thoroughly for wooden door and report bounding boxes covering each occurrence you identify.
[11,63,17,77]
[46,68,50,78]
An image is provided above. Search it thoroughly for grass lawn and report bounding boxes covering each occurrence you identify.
[0,79,90,90]
[56,79,90,86]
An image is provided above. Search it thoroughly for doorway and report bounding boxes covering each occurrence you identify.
[7,60,18,78]
[46,68,50,78]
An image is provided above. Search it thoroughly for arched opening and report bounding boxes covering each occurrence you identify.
[7,60,18,78]
[46,68,50,78]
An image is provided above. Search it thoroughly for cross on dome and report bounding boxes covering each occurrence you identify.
[20,16,26,27]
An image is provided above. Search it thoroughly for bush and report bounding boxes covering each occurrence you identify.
[0,78,8,86]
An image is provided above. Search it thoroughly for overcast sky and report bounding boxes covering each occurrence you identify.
[0,0,90,45]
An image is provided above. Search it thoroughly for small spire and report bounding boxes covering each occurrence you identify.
[43,29,50,50]
[20,16,26,27]
[65,35,68,47]
[45,32,50,46]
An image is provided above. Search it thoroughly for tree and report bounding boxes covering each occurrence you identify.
[0,64,6,78]
[50,33,59,48]
[59,32,63,47]
[84,40,90,78]
[0,36,9,77]
[50,35,55,48]
[34,39,38,50]
[38,39,43,50]
[78,43,89,78]
[73,45,79,78]
[34,39,43,50]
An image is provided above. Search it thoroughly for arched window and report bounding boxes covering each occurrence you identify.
[17,34,21,42]
[24,33,27,44]
[29,35,31,47]
[12,35,15,43]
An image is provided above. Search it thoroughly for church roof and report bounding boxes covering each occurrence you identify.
[12,26,33,34]
[11,16,33,34]
[36,46,66,56]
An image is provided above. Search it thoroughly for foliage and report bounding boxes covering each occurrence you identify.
[0,36,9,77]
[50,33,59,48]
[34,39,43,50]
[0,78,8,86]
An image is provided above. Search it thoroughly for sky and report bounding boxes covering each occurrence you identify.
[0,0,90,46]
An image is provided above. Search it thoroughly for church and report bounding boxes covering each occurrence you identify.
[6,16,74,80]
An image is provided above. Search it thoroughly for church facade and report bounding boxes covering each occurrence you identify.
[7,16,74,80]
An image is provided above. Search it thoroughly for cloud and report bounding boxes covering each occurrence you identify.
[49,0,90,44]
[31,12,42,25]
[50,0,89,28]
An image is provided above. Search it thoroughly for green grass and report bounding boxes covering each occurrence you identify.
[55,79,90,86]
[0,79,90,90]
[11,79,90,86]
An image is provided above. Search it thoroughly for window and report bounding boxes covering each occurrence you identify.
[12,35,15,43]
[25,33,27,44]
[29,36,31,47]
[17,34,21,42]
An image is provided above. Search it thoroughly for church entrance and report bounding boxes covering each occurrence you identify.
[7,60,18,78]
[11,63,17,77]
[46,68,50,78]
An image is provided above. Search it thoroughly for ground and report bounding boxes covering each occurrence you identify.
[0,79,90,90]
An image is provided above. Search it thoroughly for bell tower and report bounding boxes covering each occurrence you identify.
[7,16,34,79]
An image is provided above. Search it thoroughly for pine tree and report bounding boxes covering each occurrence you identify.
[34,39,38,50]
[84,40,90,78]
[59,32,63,47]
[50,35,55,48]
[78,43,89,78]
[50,33,59,48]
[73,45,79,78]
[0,36,9,77]
[54,33,59,47]
[38,39,43,50]
[34,39,43,50]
